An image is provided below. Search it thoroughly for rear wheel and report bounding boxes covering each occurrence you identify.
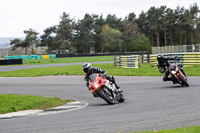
[99,90,117,105]
[178,74,189,87]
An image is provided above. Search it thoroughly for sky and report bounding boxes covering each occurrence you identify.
[0,0,199,38]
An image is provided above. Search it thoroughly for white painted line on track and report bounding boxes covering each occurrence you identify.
[0,101,88,119]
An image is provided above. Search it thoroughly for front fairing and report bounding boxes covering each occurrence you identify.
[169,64,179,75]
[88,73,106,93]
[88,74,117,101]
[169,64,187,83]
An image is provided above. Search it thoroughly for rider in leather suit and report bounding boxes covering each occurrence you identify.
[82,62,122,92]
[157,54,186,82]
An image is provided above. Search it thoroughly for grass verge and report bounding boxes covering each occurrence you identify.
[22,56,113,65]
[131,126,200,133]
[0,94,73,114]
[0,63,200,77]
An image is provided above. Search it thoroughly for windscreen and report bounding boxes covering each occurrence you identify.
[89,73,98,82]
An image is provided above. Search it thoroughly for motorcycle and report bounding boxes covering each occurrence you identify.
[88,73,125,105]
[168,59,189,87]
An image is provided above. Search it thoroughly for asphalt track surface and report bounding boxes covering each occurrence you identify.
[0,76,200,133]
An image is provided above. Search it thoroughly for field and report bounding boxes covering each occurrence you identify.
[1,56,200,132]
[0,63,200,77]
[0,94,73,114]
[131,126,200,133]
[22,56,113,65]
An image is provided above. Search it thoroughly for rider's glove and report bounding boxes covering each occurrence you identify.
[84,76,88,81]
[159,68,165,73]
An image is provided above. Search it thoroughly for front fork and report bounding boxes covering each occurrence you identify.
[174,70,187,83]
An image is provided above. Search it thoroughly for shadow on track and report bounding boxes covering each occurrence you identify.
[88,103,112,107]
[159,85,188,89]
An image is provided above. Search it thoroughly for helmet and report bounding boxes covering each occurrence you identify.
[157,54,164,60]
[82,62,92,73]
[157,54,167,67]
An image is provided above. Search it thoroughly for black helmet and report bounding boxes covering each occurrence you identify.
[157,54,167,67]
[157,54,164,60]
[82,62,92,73]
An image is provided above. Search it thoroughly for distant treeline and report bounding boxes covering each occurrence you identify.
[10,3,200,54]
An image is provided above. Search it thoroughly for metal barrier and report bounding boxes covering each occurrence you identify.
[152,44,200,54]
[114,55,142,68]
[56,51,151,58]
[150,53,200,67]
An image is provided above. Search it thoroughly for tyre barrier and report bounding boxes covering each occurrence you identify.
[0,59,23,65]
[142,54,150,63]
[150,53,200,67]
[114,55,142,68]
[6,54,56,59]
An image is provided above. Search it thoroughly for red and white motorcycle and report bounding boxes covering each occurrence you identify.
[88,73,125,105]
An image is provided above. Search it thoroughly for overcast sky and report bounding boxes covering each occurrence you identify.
[0,0,199,37]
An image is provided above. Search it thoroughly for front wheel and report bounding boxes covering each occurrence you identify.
[99,90,117,105]
[178,74,189,87]
[118,93,125,103]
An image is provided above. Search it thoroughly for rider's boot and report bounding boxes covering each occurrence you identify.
[111,76,122,93]
[163,76,176,84]
[171,78,176,84]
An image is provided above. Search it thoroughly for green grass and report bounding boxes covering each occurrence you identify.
[22,56,113,65]
[131,126,200,133]
[0,94,73,114]
[0,63,199,77]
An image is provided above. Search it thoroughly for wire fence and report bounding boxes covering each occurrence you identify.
[152,44,200,54]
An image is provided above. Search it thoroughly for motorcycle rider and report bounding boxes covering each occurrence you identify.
[82,62,122,93]
[157,54,186,82]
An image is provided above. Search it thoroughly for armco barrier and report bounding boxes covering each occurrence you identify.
[114,55,142,68]
[0,59,23,65]
[56,52,151,58]
[150,53,200,67]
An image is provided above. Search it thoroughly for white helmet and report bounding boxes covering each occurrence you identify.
[82,62,92,73]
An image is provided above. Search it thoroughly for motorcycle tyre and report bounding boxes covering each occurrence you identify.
[118,93,125,103]
[178,74,189,87]
[99,90,117,105]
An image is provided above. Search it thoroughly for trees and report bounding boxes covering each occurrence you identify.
[73,14,95,53]
[126,35,151,52]
[23,29,40,54]
[99,24,123,52]
[99,24,110,52]
[93,14,106,53]
[10,28,40,54]
[136,3,200,47]
[165,9,176,46]
[54,12,74,52]
[109,28,123,52]
[145,6,169,47]
[40,26,57,51]
[10,4,200,54]
[123,12,141,52]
